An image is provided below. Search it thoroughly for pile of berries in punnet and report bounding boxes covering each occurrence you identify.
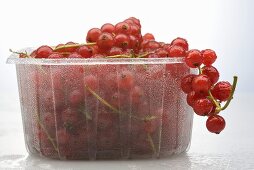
[12,17,237,159]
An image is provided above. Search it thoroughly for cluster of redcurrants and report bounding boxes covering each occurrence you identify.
[181,49,236,134]
[17,17,191,59]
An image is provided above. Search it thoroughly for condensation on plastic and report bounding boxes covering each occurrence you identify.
[7,48,196,160]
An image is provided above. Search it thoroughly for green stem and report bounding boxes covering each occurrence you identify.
[198,66,202,74]
[221,76,238,111]
[147,133,156,155]
[106,54,133,58]
[54,42,96,51]
[85,85,157,153]
[36,117,59,152]
[137,52,154,58]
[84,85,120,114]
[9,49,31,58]
[84,85,144,121]
[208,90,221,110]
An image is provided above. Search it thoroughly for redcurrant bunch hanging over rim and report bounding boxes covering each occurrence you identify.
[181,49,238,134]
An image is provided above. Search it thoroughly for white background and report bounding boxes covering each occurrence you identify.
[0,0,254,169]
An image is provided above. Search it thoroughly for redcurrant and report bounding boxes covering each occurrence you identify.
[77,46,93,58]
[101,23,115,34]
[192,74,212,94]
[211,81,232,101]
[143,33,155,41]
[115,22,131,35]
[185,49,202,68]
[181,74,196,94]
[168,45,186,57]
[206,115,226,134]
[97,32,114,50]
[193,98,213,116]
[202,66,219,84]
[36,45,53,58]
[171,37,188,51]
[86,28,102,43]
[114,34,130,49]
[202,49,217,66]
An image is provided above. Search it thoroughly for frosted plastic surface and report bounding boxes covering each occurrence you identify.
[7,48,195,160]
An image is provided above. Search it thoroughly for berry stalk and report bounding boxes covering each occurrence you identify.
[208,76,238,113]
[84,84,158,153]
[53,42,96,51]
[84,85,141,120]
[147,133,156,155]
[36,117,59,152]
[220,76,238,111]
[9,49,31,58]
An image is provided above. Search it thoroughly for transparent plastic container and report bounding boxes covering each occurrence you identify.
[7,48,195,160]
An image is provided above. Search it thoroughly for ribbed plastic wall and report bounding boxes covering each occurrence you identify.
[15,61,194,160]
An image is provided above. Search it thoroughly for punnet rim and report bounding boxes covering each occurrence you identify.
[7,47,185,65]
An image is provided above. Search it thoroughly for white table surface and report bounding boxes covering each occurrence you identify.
[0,92,253,170]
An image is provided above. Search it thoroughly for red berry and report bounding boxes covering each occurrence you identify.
[155,48,168,58]
[90,45,99,55]
[202,66,219,84]
[115,22,131,35]
[86,28,102,43]
[130,24,141,36]
[193,98,213,116]
[123,19,135,25]
[187,91,206,107]
[171,37,189,51]
[143,41,161,51]
[97,32,114,50]
[48,52,64,59]
[206,115,226,134]
[77,46,93,58]
[211,81,232,101]
[36,45,53,58]
[68,53,82,58]
[181,74,196,94]
[114,34,130,49]
[118,70,134,90]
[143,33,155,41]
[162,44,171,50]
[130,86,144,104]
[84,75,98,91]
[185,49,202,68]
[202,49,217,66]
[129,35,139,51]
[69,89,84,107]
[128,17,141,27]
[101,23,115,34]
[192,74,212,94]
[168,45,186,57]
[108,47,123,55]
